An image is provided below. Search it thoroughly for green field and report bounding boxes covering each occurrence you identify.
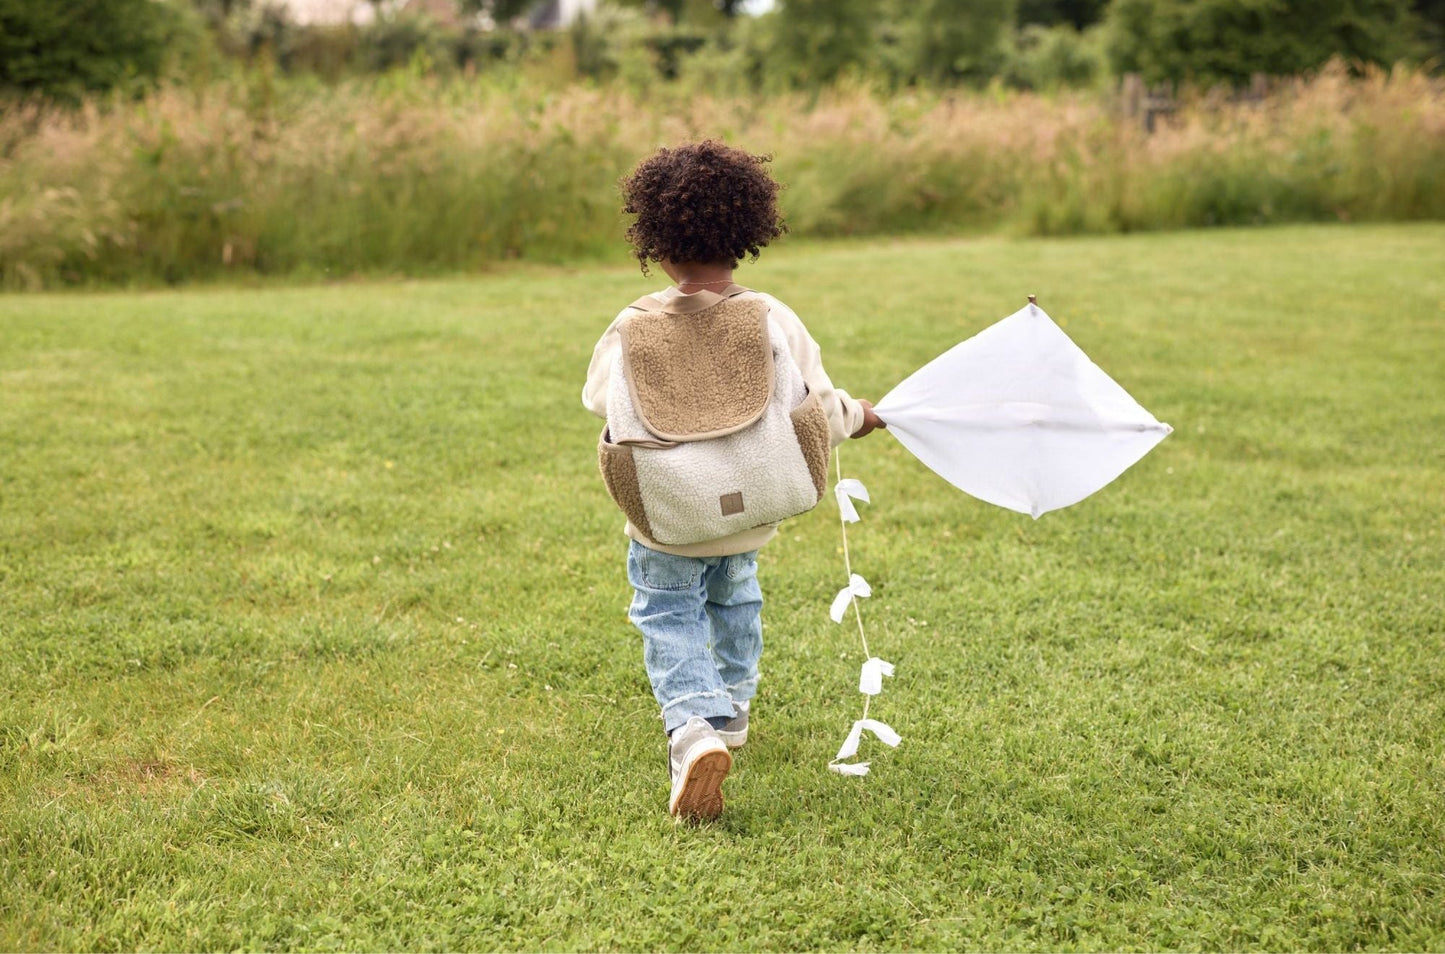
[2,224,1443,950]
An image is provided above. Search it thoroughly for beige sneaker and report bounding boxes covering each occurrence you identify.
[668,717,732,820]
[717,701,749,749]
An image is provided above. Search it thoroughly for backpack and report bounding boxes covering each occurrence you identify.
[598,286,832,547]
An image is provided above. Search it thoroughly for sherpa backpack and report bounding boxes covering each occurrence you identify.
[598,286,832,547]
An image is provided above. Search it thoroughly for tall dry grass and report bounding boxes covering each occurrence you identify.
[1,63,1441,288]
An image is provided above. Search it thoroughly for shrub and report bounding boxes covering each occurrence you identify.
[0,63,1440,288]
[1002,23,1108,91]
[905,0,1018,84]
[0,0,198,101]
[768,0,876,88]
[1105,0,1425,85]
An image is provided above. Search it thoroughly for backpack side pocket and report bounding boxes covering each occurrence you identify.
[599,427,656,542]
[789,388,831,501]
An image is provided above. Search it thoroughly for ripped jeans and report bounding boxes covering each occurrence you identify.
[626,540,762,735]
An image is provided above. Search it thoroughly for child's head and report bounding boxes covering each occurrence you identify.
[620,140,786,275]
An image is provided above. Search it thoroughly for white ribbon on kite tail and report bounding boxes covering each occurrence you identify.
[859,656,895,695]
[829,573,872,624]
[828,718,903,776]
[834,478,871,524]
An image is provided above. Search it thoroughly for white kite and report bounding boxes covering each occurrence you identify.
[827,298,1172,775]
[874,300,1172,517]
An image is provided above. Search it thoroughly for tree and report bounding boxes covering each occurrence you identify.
[1414,0,1445,55]
[906,0,1016,82]
[769,0,875,86]
[1017,0,1106,29]
[1106,0,1424,85]
[620,0,751,22]
[0,0,189,100]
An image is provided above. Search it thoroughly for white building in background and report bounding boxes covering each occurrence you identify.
[273,0,382,25]
[273,0,597,27]
[527,0,599,29]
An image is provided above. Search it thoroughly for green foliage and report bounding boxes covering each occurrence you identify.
[566,4,656,81]
[624,0,746,26]
[770,0,877,86]
[765,0,1023,89]
[905,0,1018,83]
[1,225,1443,950]
[670,15,773,93]
[357,15,451,73]
[5,0,1440,100]
[1415,0,1445,56]
[1106,0,1425,85]
[3,68,1442,289]
[0,0,197,100]
[1018,0,1108,27]
[1003,22,1108,89]
[456,0,536,23]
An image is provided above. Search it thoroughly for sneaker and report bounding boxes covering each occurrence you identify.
[717,701,749,749]
[668,717,732,820]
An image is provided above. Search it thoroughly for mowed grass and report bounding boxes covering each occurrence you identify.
[1,224,1442,951]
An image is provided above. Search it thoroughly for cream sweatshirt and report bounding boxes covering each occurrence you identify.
[583,287,865,556]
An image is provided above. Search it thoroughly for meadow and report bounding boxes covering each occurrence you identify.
[2,63,1442,289]
[2,223,1443,950]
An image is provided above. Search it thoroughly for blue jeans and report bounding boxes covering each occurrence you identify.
[626,540,763,735]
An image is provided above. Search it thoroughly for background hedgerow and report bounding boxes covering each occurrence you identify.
[1,62,1441,289]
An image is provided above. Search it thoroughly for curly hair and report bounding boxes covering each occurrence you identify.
[620,140,787,274]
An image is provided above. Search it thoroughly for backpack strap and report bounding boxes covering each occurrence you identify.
[628,283,752,315]
[627,293,668,311]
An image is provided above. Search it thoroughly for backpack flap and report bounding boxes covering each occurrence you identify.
[618,297,775,443]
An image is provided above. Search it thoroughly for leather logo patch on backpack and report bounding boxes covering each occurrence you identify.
[719,492,745,517]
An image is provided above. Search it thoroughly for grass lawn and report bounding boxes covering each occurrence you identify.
[1,223,1442,951]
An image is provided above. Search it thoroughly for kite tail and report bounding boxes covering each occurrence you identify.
[828,447,901,777]
[837,452,871,663]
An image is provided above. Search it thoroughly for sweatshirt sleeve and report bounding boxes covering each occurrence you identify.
[762,294,864,446]
[581,309,630,419]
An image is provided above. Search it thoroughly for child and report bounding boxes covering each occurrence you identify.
[582,141,883,821]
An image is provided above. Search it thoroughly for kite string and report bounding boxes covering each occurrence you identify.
[835,446,871,720]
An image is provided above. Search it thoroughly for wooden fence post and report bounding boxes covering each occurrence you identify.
[1122,72,1145,122]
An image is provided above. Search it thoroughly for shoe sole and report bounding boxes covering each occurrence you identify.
[670,748,732,821]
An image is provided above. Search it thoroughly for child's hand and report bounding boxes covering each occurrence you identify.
[851,400,886,439]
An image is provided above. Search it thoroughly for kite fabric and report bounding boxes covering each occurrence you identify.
[873,302,1172,518]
